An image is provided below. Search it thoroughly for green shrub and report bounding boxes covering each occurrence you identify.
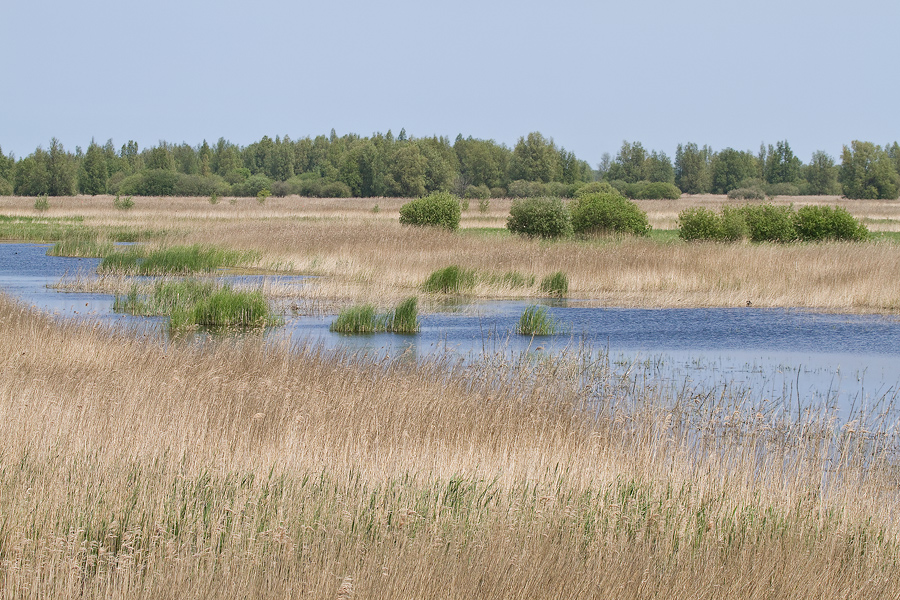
[113,194,134,210]
[516,305,558,336]
[399,191,461,230]
[678,207,723,241]
[231,174,273,198]
[140,169,179,196]
[489,187,506,198]
[507,197,572,238]
[507,180,546,198]
[765,182,801,197]
[569,192,650,236]
[740,204,796,242]
[174,174,230,197]
[256,189,271,204]
[634,181,681,200]
[793,205,869,242]
[463,184,491,200]
[539,271,568,297]
[720,206,750,241]
[478,198,490,213]
[33,194,49,212]
[422,265,476,294]
[727,187,766,200]
[544,181,572,198]
[573,181,617,198]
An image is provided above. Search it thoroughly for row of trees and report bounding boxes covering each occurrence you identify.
[1,133,898,199]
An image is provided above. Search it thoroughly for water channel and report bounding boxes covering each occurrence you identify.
[2,242,899,419]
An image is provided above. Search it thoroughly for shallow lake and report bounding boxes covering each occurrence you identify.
[2,242,899,418]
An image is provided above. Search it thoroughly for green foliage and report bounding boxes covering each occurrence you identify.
[478,198,490,213]
[399,191,461,230]
[78,142,108,195]
[115,279,274,330]
[209,193,219,205]
[675,143,712,194]
[516,305,558,336]
[764,182,800,197]
[569,192,650,236]
[727,187,766,200]
[173,174,230,197]
[463,184,491,200]
[623,181,681,199]
[539,271,568,297]
[113,194,134,210]
[0,177,12,196]
[100,244,256,275]
[256,188,272,204]
[507,180,546,198]
[678,207,723,242]
[507,196,572,238]
[792,205,869,242]
[740,204,796,242]
[573,181,617,198]
[485,270,534,288]
[422,265,476,294]
[839,141,900,199]
[711,148,757,194]
[804,151,841,195]
[33,194,49,212]
[510,132,558,183]
[330,297,419,334]
[720,206,750,241]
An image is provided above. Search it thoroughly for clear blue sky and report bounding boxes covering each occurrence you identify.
[2,0,898,167]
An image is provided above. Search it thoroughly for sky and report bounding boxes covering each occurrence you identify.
[2,0,898,167]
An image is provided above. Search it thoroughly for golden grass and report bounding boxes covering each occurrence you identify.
[3,194,900,312]
[1,295,899,598]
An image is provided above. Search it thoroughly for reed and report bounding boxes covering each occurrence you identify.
[421,265,477,294]
[330,296,419,333]
[100,244,258,275]
[115,279,275,329]
[516,304,559,335]
[539,270,568,297]
[1,295,899,598]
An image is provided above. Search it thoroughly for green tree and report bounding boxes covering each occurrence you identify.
[120,140,142,174]
[145,143,176,171]
[675,143,712,194]
[385,143,427,197]
[14,152,49,196]
[173,143,199,175]
[454,136,509,189]
[46,138,77,196]
[416,136,456,193]
[711,148,757,193]
[803,151,841,195]
[839,141,900,199]
[510,132,558,183]
[78,141,108,195]
[644,150,675,184]
[606,140,647,184]
[0,145,14,183]
[763,140,802,185]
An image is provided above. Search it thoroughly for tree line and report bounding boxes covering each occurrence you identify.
[1,131,898,199]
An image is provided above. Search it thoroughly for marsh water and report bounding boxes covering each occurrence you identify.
[3,242,899,417]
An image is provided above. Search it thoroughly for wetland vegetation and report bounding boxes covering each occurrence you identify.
[1,191,900,598]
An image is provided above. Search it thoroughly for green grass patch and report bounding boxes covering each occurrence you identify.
[516,305,559,336]
[422,265,477,294]
[114,279,276,330]
[330,297,420,334]
[100,244,258,275]
[539,271,568,298]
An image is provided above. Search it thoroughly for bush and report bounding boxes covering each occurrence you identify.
[569,192,650,237]
[720,206,750,241]
[793,205,869,242]
[173,174,230,197]
[727,187,766,200]
[543,181,572,198]
[113,194,134,210]
[507,180,546,198]
[740,203,796,242]
[399,191,461,230]
[765,182,801,197]
[463,184,490,200]
[507,196,572,238]
[678,207,723,241]
[231,174,273,198]
[539,271,568,297]
[489,187,507,198]
[634,181,681,200]
[573,181,617,198]
[33,194,49,212]
[422,265,476,294]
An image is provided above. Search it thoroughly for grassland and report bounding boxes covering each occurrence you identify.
[1,295,899,598]
[1,193,899,313]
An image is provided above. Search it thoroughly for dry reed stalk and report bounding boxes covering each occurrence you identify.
[1,295,900,598]
[3,195,900,312]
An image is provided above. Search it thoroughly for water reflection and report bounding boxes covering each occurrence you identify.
[2,242,899,417]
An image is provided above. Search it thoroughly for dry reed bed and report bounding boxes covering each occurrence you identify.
[3,195,900,312]
[1,296,900,598]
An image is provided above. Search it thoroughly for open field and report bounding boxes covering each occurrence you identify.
[2,295,900,598]
[2,194,900,313]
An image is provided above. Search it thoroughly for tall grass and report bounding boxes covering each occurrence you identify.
[100,244,258,275]
[516,304,559,335]
[539,270,568,297]
[1,296,899,597]
[330,296,419,333]
[115,279,275,329]
[421,265,477,294]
